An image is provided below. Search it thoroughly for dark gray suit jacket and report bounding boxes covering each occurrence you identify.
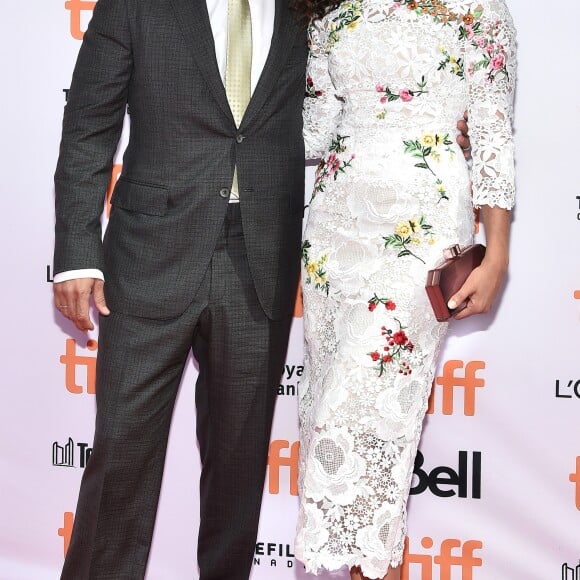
[54,0,307,320]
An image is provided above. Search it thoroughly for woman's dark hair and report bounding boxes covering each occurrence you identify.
[291,0,341,21]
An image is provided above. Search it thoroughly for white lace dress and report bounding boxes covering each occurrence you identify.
[295,1,516,577]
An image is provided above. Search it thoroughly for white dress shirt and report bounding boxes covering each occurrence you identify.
[54,0,275,284]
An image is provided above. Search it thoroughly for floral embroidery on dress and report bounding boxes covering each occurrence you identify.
[368,294,397,312]
[400,2,509,82]
[302,240,330,295]
[327,1,364,48]
[403,132,454,175]
[466,16,510,81]
[305,75,324,98]
[400,0,460,23]
[438,45,464,77]
[313,135,355,195]
[367,302,414,376]
[383,216,435,263]
[376,76,428,119]
[435,178,449,202]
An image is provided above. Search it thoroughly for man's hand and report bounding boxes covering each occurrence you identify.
[54,278,110,331]
[456,112,471,161]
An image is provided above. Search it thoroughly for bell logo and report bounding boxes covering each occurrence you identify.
[411,450,482,499]
[59,338,98,394]
[570,457,580,510]
[267,440,299,496]
[402,536,483,580]
[58,512,74,557]
[64,0,96,40]
[427,360,485,416]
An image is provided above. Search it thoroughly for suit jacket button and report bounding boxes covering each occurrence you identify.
[219,188,230,198]
[236,134,245,144]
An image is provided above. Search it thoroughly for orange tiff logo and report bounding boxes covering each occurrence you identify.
[268,440,299,496]
[402,536,483,580]
[64,0,96,40]
[58,512,74,557]
[60,338,98,394]
[570,457,580,510]
[427,360,486,416]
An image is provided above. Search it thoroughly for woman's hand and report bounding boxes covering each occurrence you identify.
[448,259,507,320]
[447,205,511,320]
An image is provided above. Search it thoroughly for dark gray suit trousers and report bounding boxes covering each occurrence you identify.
[61,205,293,580]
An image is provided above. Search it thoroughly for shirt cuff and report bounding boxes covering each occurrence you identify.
[53,269,105,283]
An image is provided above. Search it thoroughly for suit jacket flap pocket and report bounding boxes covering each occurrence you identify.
[111,178,169,216]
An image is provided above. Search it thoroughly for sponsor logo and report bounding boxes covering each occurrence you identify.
[570,457,580,511]
[267,440,299,496]
[64,0,95,40]
[563,562,580,579]
[60,338,98,394]
[411,450,482,499]
[556,379,580,400]
[402,536,483,580]
[267,442,482,500]
[58,512,75,557]
[278,364,302,396]
[253,542,295,569]
[427,360,485,416]
[562,564,580,580]
[52,438,92,468]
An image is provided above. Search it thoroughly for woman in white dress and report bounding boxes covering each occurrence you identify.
[292,1,516,579]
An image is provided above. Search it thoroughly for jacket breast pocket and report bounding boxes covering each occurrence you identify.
[111,177,169,216]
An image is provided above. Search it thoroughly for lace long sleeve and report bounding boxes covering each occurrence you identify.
[465,0,517,209]
[303,21,343,160]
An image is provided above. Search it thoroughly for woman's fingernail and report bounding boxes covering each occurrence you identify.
[448,299,457,309]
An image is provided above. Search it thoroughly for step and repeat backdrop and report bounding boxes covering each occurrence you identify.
[1,2,579,579]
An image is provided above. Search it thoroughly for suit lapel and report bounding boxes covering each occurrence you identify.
[169,0,235,125]
[240,0,299,130]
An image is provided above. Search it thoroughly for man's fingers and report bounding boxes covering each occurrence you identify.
[54,278,99,331]
[93,280,110,316]
[71,295,94,331]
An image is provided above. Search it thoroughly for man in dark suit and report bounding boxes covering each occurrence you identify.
[53,1,471,578]
[53,1,306,578]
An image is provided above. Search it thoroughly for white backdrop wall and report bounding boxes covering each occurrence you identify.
[1,2,579,579]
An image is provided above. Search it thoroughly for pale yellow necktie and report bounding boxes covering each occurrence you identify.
[225,0,252,200]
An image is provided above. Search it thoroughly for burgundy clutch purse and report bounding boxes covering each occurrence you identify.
[425,244,486,321]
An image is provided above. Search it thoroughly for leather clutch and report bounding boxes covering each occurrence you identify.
[425,244,486,321]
